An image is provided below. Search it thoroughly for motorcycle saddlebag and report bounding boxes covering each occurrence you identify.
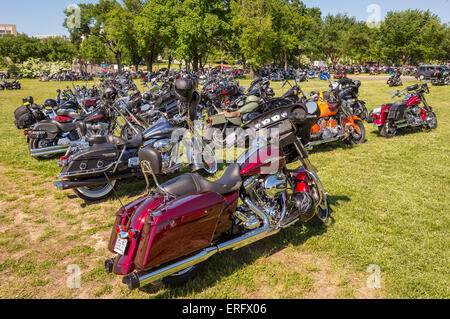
[62,144,119,176]
[134,192,226,270]
[387,102,407,121]
[13,105,35,129]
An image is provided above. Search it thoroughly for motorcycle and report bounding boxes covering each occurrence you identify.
[387,72,403,87]
[0,79,21,90]
[25,88,127,159]
[318,71,331,81]
[371,82,437,138]
[306,80,366,149]
[54,79,218,201]
[104,100,330,290]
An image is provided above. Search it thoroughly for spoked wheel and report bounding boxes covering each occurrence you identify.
[346,120,366,145]
[424,111,437,130]
[28,138,57,160]
[74,180,117,201]
[378,121,397,138]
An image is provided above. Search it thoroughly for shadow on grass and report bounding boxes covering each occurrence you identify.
[72,162,231,207]
[137,194,350,298]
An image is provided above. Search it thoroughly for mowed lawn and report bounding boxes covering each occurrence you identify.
[0,78,448,299]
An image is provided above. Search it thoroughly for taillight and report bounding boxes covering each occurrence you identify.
[128,229,139,239]
[23,131,29,136]
[115,225,121,233]
[59,156,69,167]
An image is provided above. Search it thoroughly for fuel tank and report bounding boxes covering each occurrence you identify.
[143,118,174,140]
[239,145,286,176]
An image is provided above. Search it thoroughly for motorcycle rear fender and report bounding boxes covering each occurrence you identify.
[32,121,59,140]
[374,105,392,126]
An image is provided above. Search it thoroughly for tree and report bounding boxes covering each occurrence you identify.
[135,0,175,72]
[320,14,356,66]
[0,34,42,63]
[231,0,277,79]
[380,10,446,64]
[40,37,76,62]
[63,0,133,73]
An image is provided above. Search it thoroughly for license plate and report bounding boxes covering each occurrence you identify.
[114,237,128,255]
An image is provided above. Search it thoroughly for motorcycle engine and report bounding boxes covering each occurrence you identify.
[318,118,341,139]
[86,122,109,137]
[239,173,287,228]
[406,107,421,125]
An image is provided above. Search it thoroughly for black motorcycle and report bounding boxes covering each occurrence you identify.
[387,71,403,87]
[54,78,218,201]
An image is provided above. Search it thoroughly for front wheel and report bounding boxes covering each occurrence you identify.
[73,180,117,201]
[424,111,437,130]
[346,120,366,145]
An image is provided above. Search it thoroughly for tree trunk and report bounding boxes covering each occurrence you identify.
[116,52,122,74]
[167,53,172,70]
[249,64,255,80]
[145,51,154,73]
[284,51,288,70]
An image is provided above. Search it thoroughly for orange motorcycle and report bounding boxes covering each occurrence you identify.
[306,81,366,149]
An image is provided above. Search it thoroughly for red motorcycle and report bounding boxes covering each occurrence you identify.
[105,103,330,290]
[371,82,437,138]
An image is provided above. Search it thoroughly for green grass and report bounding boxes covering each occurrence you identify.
[0,78,448,299]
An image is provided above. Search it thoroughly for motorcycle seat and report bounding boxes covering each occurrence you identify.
[57,109,84,120]
[87,133,143,149]
[159,163,242,197]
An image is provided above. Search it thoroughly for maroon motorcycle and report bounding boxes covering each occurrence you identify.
[105,102,330,290]
[371,82,437,138]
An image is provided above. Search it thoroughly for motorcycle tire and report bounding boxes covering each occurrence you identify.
[346,120,366,145]
[308,197,330,226]
[28,138,57,160]
[162,262,204,287]
[378,122,396,138]
[424,111,438,130]
[73,180,117,201]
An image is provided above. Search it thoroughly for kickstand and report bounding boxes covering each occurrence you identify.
[104,173,126,212]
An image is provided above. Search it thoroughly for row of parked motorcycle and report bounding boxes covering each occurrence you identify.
[38,73,94,82]
[12,72,438,291]
[0,77,21,90]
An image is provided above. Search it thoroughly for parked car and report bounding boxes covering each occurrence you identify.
[416,65,449,80]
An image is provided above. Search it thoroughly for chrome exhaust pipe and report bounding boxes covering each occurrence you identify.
[305,134,346,149]
[30,144,70,157]
[125,198,277,290]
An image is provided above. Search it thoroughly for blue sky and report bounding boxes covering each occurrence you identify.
[0,0,448,36]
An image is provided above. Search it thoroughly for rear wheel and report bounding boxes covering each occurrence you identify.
[74,180,117,201]
[378,122,396,138]
[308,197,330,226]
[28,138,57,160]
